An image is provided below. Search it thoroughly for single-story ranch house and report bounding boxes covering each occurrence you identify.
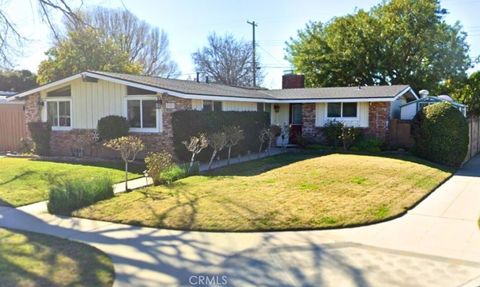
[9,71,418,156]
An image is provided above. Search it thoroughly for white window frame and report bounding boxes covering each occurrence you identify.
[125,95,161,133]
[44,98,72,131]
[325,102,360,120]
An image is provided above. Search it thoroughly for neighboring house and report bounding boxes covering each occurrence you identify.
[0,91,16,103]
[400,94,467,120]
[8,71,418,157]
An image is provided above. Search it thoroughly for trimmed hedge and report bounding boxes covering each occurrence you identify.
[27,122,51,155]
[47,177,114,215]
[97,116,129,141]
[172,111,270,162]
[412,102,468,167]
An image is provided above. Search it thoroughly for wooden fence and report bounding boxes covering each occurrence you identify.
[0,104,27,152]
[466,116,480,161]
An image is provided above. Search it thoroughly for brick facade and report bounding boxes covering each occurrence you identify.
[24,92,41,137]
[364,102,391,141]
[300,102,391,143]
[301,103,322,142]
[23,93,193,159]
[282,74,305,89]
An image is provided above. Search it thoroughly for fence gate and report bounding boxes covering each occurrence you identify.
[0,104,27,152]
[466,116,480,162]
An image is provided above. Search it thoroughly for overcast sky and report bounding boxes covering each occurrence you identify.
[3,0,480,88]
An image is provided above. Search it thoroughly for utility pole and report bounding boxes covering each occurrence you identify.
[247,20,257,87]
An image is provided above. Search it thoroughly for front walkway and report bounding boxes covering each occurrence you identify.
[1,155,480,286]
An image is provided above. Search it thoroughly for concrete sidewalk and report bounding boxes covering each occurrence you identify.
[1,155,480,286]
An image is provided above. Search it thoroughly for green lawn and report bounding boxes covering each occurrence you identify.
[0,158,142,207]
[74,153,453,231]
[0,228,114,287]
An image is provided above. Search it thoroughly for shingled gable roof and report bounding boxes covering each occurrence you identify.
[10,71,417,103]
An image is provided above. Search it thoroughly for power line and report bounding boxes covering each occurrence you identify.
[257,44,285,67]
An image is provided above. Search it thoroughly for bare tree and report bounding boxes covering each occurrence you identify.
[64,7,179,77]
[208,132,227,170]
[38,0,84,40]
[104,136,144,191]
[192,33,264,87]
[0,0,83,68]
[224,126,244,165]
[258,127,275,155]
[183,134,208,171]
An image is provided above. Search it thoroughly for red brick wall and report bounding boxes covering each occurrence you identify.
[282,74,305,89]
[301,103,322,142]
[24,93,41,137]
[364,102,391,141]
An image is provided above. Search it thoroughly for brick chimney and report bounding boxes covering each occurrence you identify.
[282,73,305,89]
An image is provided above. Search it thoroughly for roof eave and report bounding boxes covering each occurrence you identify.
[10,71,412,103]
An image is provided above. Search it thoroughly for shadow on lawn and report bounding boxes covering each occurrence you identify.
[0,227,114,287]
[0,207,373,287]
[204,151,326,177]
[0,170,36,186]
[29,158,146,174]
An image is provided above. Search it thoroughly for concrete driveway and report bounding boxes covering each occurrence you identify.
[1,156,480,286]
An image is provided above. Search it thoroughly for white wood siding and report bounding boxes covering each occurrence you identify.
[271,103,289,126]
[400,103,417,120]
[192,99,203,110]
[40,78,127,129]
[315,102,369,127]
[222,101,257,111]
[194,100,257,111]
[391,97,407,118]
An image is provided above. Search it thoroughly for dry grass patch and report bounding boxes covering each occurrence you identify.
[0,228,114,287]
[75,153,453,231]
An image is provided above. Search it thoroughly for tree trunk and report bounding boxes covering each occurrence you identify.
[208,150,218,170]
[125,161,129,192]
[227,146,232,165]
[258,141,263,154]
[189,153,195,173]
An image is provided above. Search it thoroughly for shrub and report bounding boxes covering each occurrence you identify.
[295,134,309,148]
[172,111,269,161]
[145,151,174,185]
[322,120,343,147]
[97,116,129,141]
[412,102,468,167]
[27,122,51,155]
[351,137,383,153]
[18,137,34,154]
[270,125,281,137]
[322,121,361,150]
[157,162,199,184]
[340,126,362,150]
[47,177,113,215]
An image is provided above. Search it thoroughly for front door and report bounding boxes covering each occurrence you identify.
[289,103,303,144]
